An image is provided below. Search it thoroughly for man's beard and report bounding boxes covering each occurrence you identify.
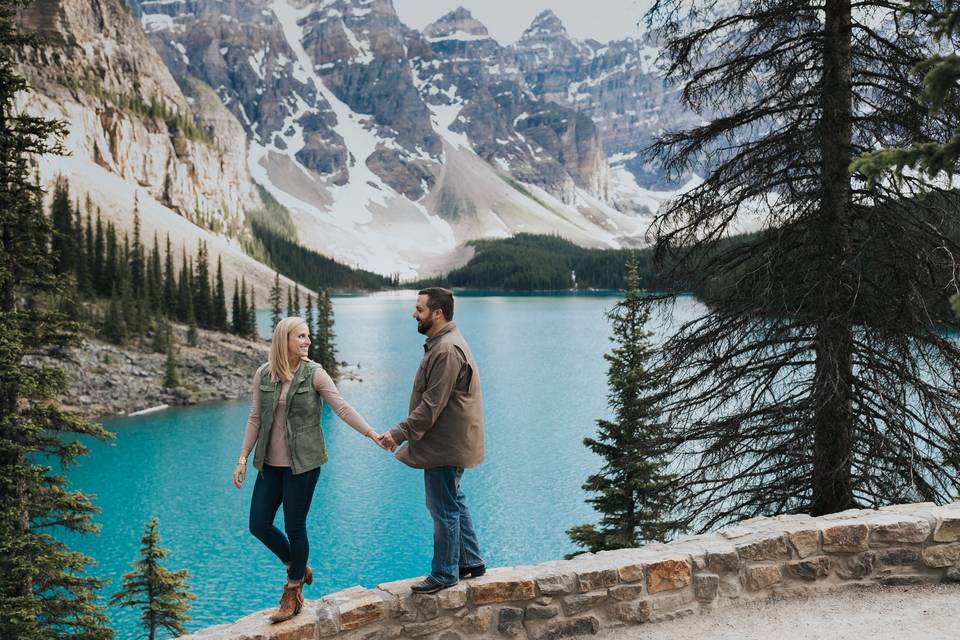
[417,316,433,335]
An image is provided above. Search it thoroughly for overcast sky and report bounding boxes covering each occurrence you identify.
[392,0,652,44]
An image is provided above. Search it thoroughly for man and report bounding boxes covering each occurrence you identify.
[379,288,485,593]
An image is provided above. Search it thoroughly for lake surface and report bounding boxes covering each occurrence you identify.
[60,292,698,638]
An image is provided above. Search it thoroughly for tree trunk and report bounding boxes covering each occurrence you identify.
[813,0,856,516]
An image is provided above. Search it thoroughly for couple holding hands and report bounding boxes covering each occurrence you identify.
[231,288,485,623]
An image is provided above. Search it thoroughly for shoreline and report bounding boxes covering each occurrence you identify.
[29,323,269,420]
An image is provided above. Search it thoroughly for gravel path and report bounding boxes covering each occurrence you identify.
[596,584,960,640]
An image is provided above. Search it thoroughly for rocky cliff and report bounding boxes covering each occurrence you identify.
[18,0,697,278]
[18,0,261,231]
[130,1,682,276]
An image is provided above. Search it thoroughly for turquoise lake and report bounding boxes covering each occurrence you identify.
[60,292,699,638]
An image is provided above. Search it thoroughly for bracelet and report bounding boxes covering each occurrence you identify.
[237,456,247,466]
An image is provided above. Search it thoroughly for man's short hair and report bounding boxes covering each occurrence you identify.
[419,287,454,321]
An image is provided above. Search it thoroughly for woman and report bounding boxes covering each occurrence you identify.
[232,316,383,623]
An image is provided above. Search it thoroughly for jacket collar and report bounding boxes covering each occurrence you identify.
[424,321,457,351]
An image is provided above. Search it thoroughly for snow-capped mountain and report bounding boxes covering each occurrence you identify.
[20,0,694,278]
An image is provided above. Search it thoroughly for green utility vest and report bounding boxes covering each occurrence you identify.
[252,360,328,474]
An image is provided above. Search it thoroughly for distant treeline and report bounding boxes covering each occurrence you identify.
[242,187,396,291]
[416,233,760,292]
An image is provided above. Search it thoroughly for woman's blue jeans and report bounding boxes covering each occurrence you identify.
[424,466,484,586]
[248,464,321,582]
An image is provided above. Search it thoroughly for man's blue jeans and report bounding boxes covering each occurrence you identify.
[424,466,484,586]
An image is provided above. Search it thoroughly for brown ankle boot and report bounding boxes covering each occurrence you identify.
[269,583,304,623]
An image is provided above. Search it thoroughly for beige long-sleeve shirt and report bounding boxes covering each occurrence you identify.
[241,367,374,467]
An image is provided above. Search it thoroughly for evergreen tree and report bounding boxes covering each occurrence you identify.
[852,1,960,180]
[293,284,300,318]
[104,221,118,297]
[151,317,169,354]
[246,282,257,340]
[162,326,178,389]
[231,277,242,335]
[238,277,249,337]
[193,240,211,329]
[286,284,293,318]
[316,290,337,375]
[176,248,190,323]
[93,211,105,295]
[130,205,144,300]
[102,295,127,345]
[213,255,227,330]
[269,272,282,328]
[81,210,94,297]
[162,234,176,318]
[304,292,316,361]
[72,201,88,296]
[567,260,678,555]
[186,296,197,348]
[147,233,162,312]
[0,2,113,635]
[109,517,195,640]
[643,0,960,527]
[49,176,72,274]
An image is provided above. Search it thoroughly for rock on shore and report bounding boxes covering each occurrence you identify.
[30,324,268,420]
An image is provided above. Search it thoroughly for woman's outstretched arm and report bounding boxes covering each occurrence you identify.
[312,368,382,446]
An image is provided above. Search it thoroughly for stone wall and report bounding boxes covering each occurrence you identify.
[180,502,960,640]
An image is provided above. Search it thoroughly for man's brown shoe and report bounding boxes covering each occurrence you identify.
[269,583,304,623]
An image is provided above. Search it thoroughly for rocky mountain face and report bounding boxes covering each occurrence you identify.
[19,0,695,277]
[512,10,699,189]
[18,0,261,233]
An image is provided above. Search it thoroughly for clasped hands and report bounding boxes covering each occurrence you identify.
[366,430,398,451]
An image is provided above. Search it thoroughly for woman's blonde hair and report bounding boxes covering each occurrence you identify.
[268,316,309,382]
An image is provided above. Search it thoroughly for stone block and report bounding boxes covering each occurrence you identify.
[922,543,960,568]
[412,594,439,620]
[336,593,387,631]
[745,564,782,591]
[787,556,831,581]
[943,566,960,583]
[617,563,644,583]
[315,604,340,637]
[837,552,876,580]
[608,584,644,601]
[575,568,619,593]
[403,618,454,637]
[736,535,789,561]
[875,547,922,566]
[376,580,418,622]
[561,592,607,616]
[534,596,552,605]
[437,584,468,610]
[706,550,740,573]
[693,573,719,601]
[252,609,317,640]
[497,606,525,636]
[933,512,960,542]
[870,519,930,545]
[609,599,652,623]
[822,524,869,553]
[645,559,691,594]
[339,626,386,640]
[788,530,820,559]
[469,571,536,605]
[436,631,463,640]
[877,574,928,586]
[650,592,694,612]
[531,571,575,596]
[525,604,559,619]
[458,607,493,634]
[526,616,600,640]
